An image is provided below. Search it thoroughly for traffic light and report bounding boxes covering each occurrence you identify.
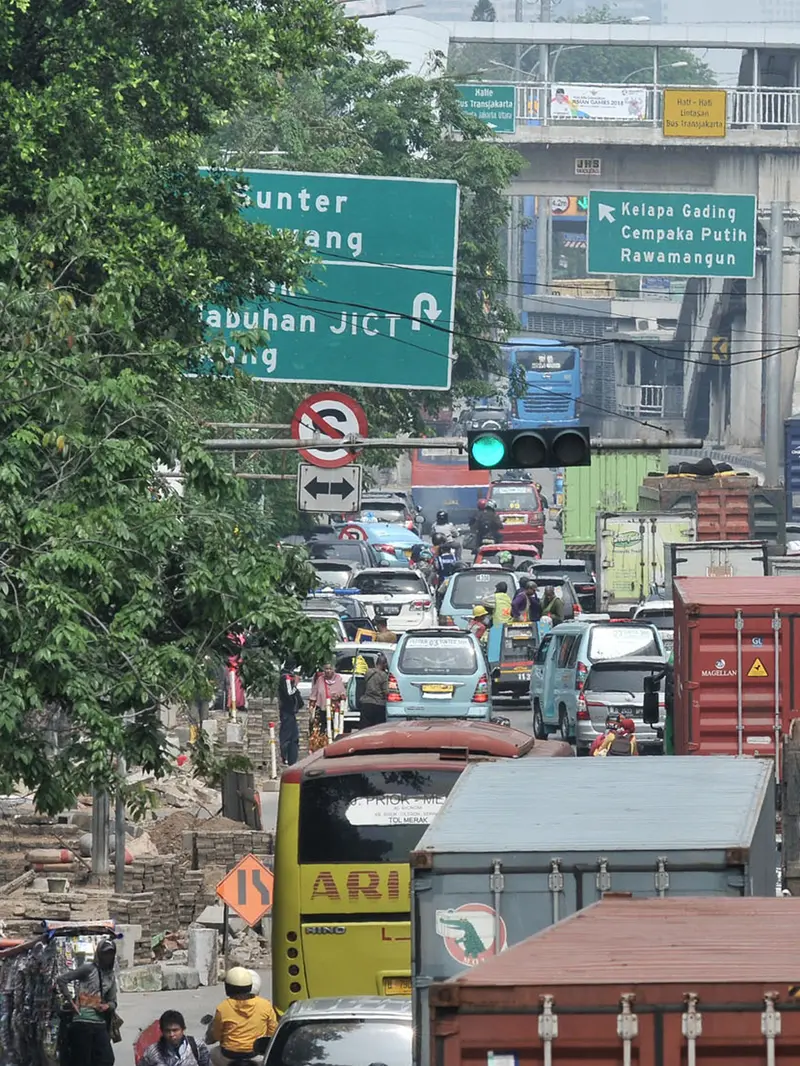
[576,196,589,212]
[467,427,591,471]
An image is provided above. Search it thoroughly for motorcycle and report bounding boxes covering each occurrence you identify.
[199,1015,269,1066]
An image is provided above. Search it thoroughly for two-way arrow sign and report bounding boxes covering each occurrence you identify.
[297,463,362,513]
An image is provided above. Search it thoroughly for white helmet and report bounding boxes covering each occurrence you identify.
[225,966,253,990]
[248,969,262,996]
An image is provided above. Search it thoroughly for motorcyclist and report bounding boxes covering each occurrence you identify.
[432,510,461,559]
[431,533,458,587]
[206,967,278,1066]
[474,499,503,545]
[591,713,639,757]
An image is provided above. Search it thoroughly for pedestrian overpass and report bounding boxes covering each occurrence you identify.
[442,21,800,465]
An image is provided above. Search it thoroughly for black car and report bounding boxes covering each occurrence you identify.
[306,537,382,569]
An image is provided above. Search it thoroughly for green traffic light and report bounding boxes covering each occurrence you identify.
[470,433,506,468]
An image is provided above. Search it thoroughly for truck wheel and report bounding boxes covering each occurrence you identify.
[558,707,572,743]
[533,701,548,740]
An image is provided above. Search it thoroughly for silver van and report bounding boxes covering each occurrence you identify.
[530,620,666,743]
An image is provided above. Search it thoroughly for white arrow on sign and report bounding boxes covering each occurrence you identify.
[297,463,362,514]
[598,203,616,223]
[411,292,442,332]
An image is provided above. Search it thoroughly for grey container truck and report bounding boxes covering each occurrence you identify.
[410,756,775,1066]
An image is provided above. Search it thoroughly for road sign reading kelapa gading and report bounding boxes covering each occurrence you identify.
[456,84,516,134]
[587,191,756,278]
[201,169,459,390]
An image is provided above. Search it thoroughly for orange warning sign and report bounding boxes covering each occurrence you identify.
[747,658,769,678]
[216,853,274,927]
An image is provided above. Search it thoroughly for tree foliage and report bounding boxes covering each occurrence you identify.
[0,0,364,811]
[215,49,523,429]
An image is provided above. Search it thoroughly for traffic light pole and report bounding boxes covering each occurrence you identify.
[203,436,705,452]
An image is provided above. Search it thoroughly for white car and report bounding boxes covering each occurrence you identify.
[632,599,674,657]
[347,568,437,631]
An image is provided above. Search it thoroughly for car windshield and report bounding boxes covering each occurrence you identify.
[309,542,367,563]
[351,573,427,595]
[398,635,478,676]
[268,1019,412,1066]
[359,501,406,519]
[298,769,458,864]
[335,651,383,674]
[533,561,589,577]
[313,566,352,587]
[586,665,657,693]
[588,626,661,661]
[635,609,674,630]
[450,570,516,608]
[491,486,540,511]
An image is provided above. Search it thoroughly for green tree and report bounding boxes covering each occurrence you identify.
[0,0,364,812]
[215,51,523,433]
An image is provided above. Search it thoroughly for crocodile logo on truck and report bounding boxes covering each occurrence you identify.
[435,903,507,966]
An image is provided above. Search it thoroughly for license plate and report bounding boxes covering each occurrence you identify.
[403,548,413,558]
[517,672,531,682]
[502,515,525,524]
[380,604,401,615]
[384,977,412,996]
[422,683,454,694]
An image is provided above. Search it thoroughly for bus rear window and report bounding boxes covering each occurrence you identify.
[298,770,458,864]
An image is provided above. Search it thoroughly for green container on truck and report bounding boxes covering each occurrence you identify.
[562,452,665,561]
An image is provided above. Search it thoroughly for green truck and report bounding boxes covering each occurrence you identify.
[561,451,666,562]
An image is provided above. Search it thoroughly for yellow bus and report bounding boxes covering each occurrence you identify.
[272,719,572,1011]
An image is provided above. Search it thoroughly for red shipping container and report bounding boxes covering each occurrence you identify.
[673,576,800,772]
[429,897,800,1066]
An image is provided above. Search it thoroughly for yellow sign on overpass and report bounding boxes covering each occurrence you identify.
[663,89,727,138]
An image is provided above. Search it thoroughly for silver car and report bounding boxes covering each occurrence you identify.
[264,997,411,1066]
[576,656,666,756]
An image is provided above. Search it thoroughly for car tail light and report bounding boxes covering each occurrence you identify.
[405,520,414,530]
[575,661,588,691]
[472,674,489,703]
[530,513,544,526]
[573,603,582,615]
[412,599,432,610]
[387,674,402,702]
[439,614,455,626]
[577,699,590,721]
[375,543,395,554]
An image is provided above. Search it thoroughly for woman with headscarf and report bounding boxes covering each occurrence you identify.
[307,662,347,750]
[57,938,119,1065]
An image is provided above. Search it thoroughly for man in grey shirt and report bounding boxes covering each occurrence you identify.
[57,937,118,1065]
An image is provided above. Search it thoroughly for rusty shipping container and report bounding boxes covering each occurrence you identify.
[429,897,800,1066]
[672,576,800,773]
[639,474,785,547]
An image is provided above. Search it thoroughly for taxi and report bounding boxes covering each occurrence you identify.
[386,628,492,720]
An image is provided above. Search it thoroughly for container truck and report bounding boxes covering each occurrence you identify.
[769,555,800,576]
[429,897,800,1066]
[638,473,785,548]
[595,511,696,612]
[666,540,768,587]
[561,452,665,563]
[671,575,800,779]
[410,756,775,1065]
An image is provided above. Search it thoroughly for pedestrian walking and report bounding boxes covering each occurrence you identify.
[278,661,303,766]
[57,938,119,1066]
[359,652,390,729]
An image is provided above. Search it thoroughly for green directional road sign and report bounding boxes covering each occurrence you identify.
[202,169,460,389]
[455,84,517,134]
[203,264,455,389]
[587,190,757,278]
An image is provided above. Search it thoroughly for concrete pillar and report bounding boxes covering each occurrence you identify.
[729,312,763,446]
[708,367,725,445]
[189,924,218,987]
[782,236,800,418]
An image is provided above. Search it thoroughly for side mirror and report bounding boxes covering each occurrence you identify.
[642,677,660,726]
[200,1014,213,1026]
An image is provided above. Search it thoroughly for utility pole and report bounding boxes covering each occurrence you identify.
[765,202,785,487]
[91,788,110,880]
[114,757,126,893]
[535,0,551,294]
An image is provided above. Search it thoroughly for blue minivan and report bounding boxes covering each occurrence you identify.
[530,620,666,742]
[438,566,521,630]
[386,628,492,720]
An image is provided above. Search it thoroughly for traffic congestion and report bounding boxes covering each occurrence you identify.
[255,427,800,1066]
